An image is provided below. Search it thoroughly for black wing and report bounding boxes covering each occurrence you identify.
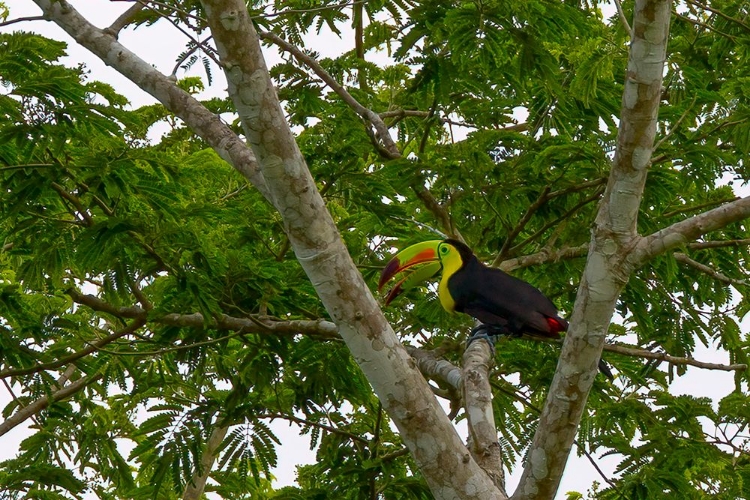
[448,258,566,336]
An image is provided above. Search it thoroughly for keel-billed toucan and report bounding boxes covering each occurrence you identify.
[379,239,612,378]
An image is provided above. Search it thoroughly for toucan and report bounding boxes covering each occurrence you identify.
[378,238,613,379]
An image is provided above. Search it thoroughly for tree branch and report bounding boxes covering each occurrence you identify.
[104,1,144,37]
[0,371,102,437]
[32,0,272,202]
[200,0,501,496]
[653,95,697,152]
[462,341,507,496]
[259,30,401,159]
[684,0,750,33]
[601,342,747,372]
[634,196,750,266]
[688,238,750,250]
[0,16,46,27]
[257,412,369,445]
[673,252,749,287]
[491,178,606,267]
[413,184,463,241]
[513,2,673,498]
[613,0,632,34]
[498,244,588,272]
[50,181,94,226]
[379,110,528,131]
[405,346,462,392]
[662,196,739,218]
[530,335,747,372]
[182,424,229,500]
[496,187,551,262]
[66,287,340,337]
[0,318,146,379]
[508,188,604,257]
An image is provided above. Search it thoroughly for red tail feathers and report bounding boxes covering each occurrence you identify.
[545,317,567,334]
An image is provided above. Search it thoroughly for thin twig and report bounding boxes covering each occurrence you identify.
[390,217,448,238]
[143,4,221,68]
[66,287,339,337]
[257,412,369,445]
[412,185,462,241]
[104,2,145,37]
[0,319,146,379]
[507,188,603,256]
[613,0,632,35]
[50,182,95,226]
[491,179,606,267]
[688,238,750,250]
[495,187,551,263]
[530,336,747,372]
[674,252,749,287]
[662,197,738,218]
[673,11,738,41]
[684,0,750,33]
[653,96,697,152]
[260,31,401,159]
[0,16,46,27]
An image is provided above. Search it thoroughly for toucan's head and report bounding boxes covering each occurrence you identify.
[378,238,473,305]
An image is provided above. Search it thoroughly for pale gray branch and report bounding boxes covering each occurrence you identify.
[602,342,747,372]
[498,244,588,272]
[200,0,501,497]
[104,1,144,37]
[513,2,673,498]
[688,238,750,250]
[634,196,750,266]
[532,336,747,372]
[405,346,463,391]
[0,372,102,437]
[462,341,507,497]
[0,15,47,27]
[66,288,339,338]
[183,424,229,500]
[613,0,632,35]
[32,0,272,202]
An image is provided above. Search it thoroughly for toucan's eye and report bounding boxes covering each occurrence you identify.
[439,245,449,255]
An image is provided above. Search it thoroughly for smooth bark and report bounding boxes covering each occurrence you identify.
[512,2,672,498]
[199,0,501,497]
[182,424,229,500]
[462,341,506,495]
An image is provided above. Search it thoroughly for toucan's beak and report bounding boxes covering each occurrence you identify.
[378,240,442,305]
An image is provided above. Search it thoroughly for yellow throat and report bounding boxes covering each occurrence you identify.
[437,244,464,313]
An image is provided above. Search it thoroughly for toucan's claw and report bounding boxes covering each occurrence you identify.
[466,324,512,354]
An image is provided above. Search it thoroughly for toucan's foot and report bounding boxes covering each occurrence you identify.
[467,324,512,353]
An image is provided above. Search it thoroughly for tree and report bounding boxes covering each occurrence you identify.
[1,0,749,498]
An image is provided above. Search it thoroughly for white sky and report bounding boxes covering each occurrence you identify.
[1,1,748,499]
